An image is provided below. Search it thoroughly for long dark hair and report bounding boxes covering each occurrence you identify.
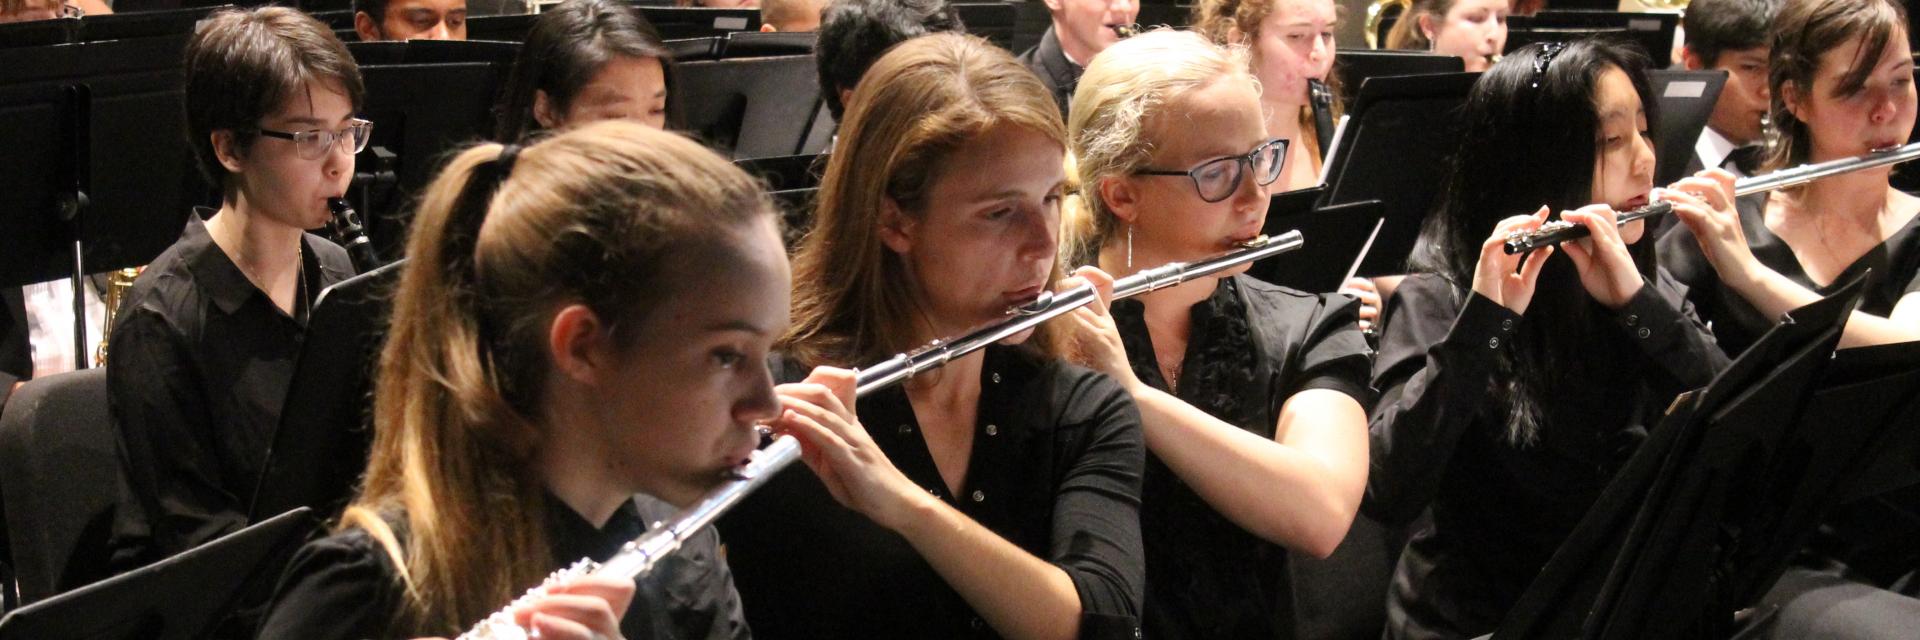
[494,0,672,142]
[1411,38,1661,445]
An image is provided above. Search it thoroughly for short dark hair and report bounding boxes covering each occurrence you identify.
[494,0,672,142]
[352,0,389,32]
[184,6,366,188]
[813,0,964,120]
[1681,0,1780,66]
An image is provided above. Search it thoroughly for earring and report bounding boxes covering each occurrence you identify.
[1126,225,1134,270]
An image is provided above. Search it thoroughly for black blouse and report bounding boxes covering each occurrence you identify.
[718,345,1145,639]
[1109,276,1371,639]
[1365,273,1728,639]
[256,494,749,640]
[108,209,354,565]
[1659,192,1920,356]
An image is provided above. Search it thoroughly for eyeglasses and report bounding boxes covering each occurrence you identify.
[250,119,374,160]
[1134,138,1289,203]
[59,3,83,18]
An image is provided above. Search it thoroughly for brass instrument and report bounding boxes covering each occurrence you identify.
[94,266,141,366]
[1364,0,1412,49]
[453,230,1307,640]
[1504,141,1920,254]
[1108,23,1140,38]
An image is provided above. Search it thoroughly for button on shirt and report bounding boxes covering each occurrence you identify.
[108,209,354,565]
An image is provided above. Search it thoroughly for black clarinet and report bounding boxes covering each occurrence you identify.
[327,197,383,272]
[1308,79,1336,156]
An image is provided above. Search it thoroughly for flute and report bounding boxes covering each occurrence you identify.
[1504,141,1920,254]
[454,229,1304,640]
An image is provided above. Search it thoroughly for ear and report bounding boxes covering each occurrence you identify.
[1041,0,1064,14]
[1096,175,1143,226]
[837,87,856,113]
[533,90,562,130]
[211,130,246,175]
[1780,80,1804,120]
[548,304,614,386]
[1679,47,1706,72]
[1417,14,1437,43]
[876,196,917,255]
[1224,25,1248,47]
[353,11,382,42]
[760,22,777,32]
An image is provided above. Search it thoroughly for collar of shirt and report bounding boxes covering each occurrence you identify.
[180,208,351,322]
[1037,27,1085,80]
[544,492,648,565]
[1694,126,1746,176]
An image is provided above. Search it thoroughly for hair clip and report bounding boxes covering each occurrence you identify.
[1530,41,1569,89]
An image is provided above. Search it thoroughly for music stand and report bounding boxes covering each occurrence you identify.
[0,18,77,49]
[1329,49,1464,106]
[638,6,760,39]
[355,61,506,257]
[1496,276,1900,639]
[1247,187,1387,294]
[1505,11,1681,69]
[79,5,230,42]
[250,263,405,524]
[1316,71,1478,277]
[1647,69,1726,186]
[1134,0,1190,30]
[952,2,1016,51]
[669,54,823,159]
[667,36,722,61]
[721,30,815,58]
[0,507,318,640]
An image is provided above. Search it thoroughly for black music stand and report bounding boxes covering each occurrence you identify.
[348,38,521,66]
[355,61,505,257]
[721,30,814,57]
[1316,71,1478,277]
[1505,11,1681,68]
[250,263,405,524]
[464,13,537,42]
[0,36,202,359]
[667,36,723,60]
[0,18,78,49]
[669,54,823,159]
[79,5,230,41]
[1329,49,1464,106]
[639,6,761,39]
[1495,276,1920,639]
[953,2,1016,50]
[0,507,318,640]
[1247,187,1387,294]
[1647,69,1726,186]
[1134,0,1189,30]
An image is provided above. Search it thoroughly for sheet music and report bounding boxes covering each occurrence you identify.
[1318,114,1350,185]
[1341,216,1387,284]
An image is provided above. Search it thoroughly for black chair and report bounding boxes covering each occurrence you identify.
[0,369,126,605]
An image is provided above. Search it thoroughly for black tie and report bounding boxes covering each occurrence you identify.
[1725,145,1765,175]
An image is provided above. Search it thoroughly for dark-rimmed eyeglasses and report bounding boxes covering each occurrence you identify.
[1134,138,1289,203]
[250,119,374,160]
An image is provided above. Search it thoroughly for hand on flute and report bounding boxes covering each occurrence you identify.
[770,367,928,532]
[1557,203,1645,310]
[1060,266,1140,391]
[1664,169,1761,290]
[1337,277,1382,332]
[504,574,635,640]
[1472,208,1554,314]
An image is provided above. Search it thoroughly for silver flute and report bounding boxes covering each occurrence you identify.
[1504,141,1920,254]
[456,230,1305,640]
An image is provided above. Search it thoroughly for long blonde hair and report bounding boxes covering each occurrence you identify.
[341,121,776,635]
[1065,30,1255,264]
[783,33,1070,367]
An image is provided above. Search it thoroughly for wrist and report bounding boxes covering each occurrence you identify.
[885,489,947,538]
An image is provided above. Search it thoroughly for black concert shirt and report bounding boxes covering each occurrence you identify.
[1110,275,1371,639]
[719,345,1146,639]
[257,493,750,640]
[107,209,353,565]
[1659,193,1920,356]
[1365,273,1727,639]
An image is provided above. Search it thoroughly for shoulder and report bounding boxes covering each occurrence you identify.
[258,526,406,639]
[303,234,355,282]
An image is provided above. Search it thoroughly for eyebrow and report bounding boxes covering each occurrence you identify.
[705,319,770,335]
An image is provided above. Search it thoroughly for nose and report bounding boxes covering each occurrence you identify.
[1632,132,1655,180]
[324,135,354,177]
[1108,0,1136,22]
[735,366,782,426]
[423,20,451,40]
[1015,206,1058,264]
[1869,86,1901,126]
[1232,158,1271,212]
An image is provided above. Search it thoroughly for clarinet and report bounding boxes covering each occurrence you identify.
[1308,79,1336,157]
[327,197,384,272]
[455,231,1304,640]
